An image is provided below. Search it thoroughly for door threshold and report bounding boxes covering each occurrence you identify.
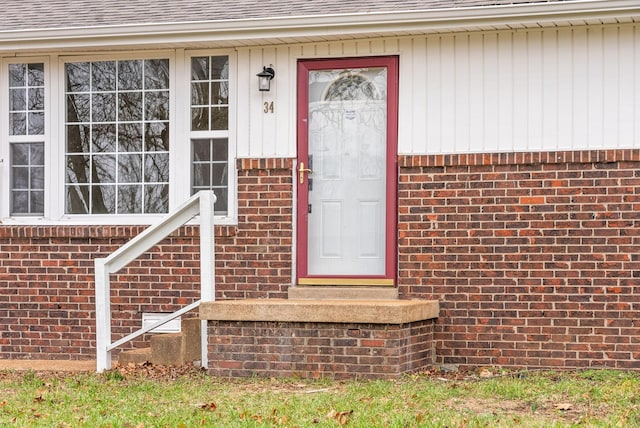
[288,286,398,300]
[298,278,394,286]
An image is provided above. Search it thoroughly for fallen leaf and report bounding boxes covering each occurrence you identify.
[199,402,217,411]
[479,369,493,378]
[328,409,353,426]
[555,403,573,411]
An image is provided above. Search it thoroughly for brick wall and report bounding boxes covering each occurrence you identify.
[216,158,293,300]
[207,319,435,379]
[0,158,294,360]
[4,149,640,371]
[0,225,203,359]
[398,149,640,369]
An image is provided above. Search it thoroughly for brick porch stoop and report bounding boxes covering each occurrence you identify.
[199,299,439,379]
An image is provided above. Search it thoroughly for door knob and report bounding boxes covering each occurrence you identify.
[298,161,313,184]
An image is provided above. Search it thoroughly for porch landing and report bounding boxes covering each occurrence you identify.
[200,299,439,379]
[200,298,438,324]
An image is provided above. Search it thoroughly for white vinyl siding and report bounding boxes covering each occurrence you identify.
[235,23,639,157]
[396,25,639,155]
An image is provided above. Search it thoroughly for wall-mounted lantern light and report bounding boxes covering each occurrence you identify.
[257,66,275,92]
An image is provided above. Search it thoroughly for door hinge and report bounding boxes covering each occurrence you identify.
[308,204,312,214]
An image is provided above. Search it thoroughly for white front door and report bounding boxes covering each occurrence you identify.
[297,57,398,285]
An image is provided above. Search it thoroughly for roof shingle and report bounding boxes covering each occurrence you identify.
[0,0,580,31]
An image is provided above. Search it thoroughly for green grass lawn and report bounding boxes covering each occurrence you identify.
[1,366,639,427]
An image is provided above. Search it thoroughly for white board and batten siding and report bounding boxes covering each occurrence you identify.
[237,23,639,158]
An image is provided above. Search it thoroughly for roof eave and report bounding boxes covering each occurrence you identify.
[0,0,638,52]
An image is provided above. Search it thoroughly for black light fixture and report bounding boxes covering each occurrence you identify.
[257,66,275,91]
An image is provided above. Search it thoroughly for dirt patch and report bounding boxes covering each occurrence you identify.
[445,396,594,425]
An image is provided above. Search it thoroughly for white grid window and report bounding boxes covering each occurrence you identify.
[8,63,45,216]
[64,59,170,214]
[190,55,229,215]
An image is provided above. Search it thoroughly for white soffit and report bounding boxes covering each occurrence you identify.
[0,0,639,52]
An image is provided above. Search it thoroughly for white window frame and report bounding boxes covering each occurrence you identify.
[0,49,237,225]
[0,56,51,221]
[182,49,237,223]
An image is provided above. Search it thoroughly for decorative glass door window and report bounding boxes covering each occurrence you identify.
[64,58,170,214]
[8,63,45,215]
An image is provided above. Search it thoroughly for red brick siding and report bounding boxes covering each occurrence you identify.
[0,158,294,360]
[207,319,435,379]
[0,225,203,359]
[398,149,640,369]
[216,158,293,299]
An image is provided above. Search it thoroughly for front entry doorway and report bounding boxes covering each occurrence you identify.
[296,56,398,286]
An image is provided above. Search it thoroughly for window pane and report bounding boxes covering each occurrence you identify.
[28,63,45,86]
[92,124,116,152]
[67,94,91,122]
[28,112,44,135]
[66,155,90,184]
[144,184,168,213]
[118,92,142,121]
[210,56,229,80]
[10,89,26,110]
[66,62,90,92]
[11,143,29,165]
[144,122,169,151]
[9,63,25,86]
[191,107,209,131]
[212,163,228,186]
[144,91,169,121]
[192,139,211,161]
[66,185,89,214]
[212,138,229,160]
[91,185,116,214]
[193,164,210,187]
[92,93,116,122]
[93,154,116,183]
[144,153,169,182]
[92,61,116,91]
[118,123,143,152]
[66,125,90,153]
[29,87,44,110]
[191,82,209,105]
[144,59,169,89]
[10,112,26,135]
[11,191,29,214]
[118,60,143,90]
[211,82,228,105]
[31,167,44,189]
[117,185,142,213]
[118,154,142,183]
[211,107,228,130]
[213,188,228,215]
[30,143,44,164]
[191,57,208,81]
[30,191,44,213]
[12,166,29,189]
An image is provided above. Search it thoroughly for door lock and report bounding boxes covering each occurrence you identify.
[298,161,313,184]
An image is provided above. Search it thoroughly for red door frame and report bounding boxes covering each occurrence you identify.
[296,56,399,284]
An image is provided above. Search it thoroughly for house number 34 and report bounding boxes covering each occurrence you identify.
[263,101,275,114]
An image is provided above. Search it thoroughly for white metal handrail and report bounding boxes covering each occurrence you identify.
[95,191,216,372]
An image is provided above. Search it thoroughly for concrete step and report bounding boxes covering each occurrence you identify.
[118,347,152,365]
[117,318,202,367]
